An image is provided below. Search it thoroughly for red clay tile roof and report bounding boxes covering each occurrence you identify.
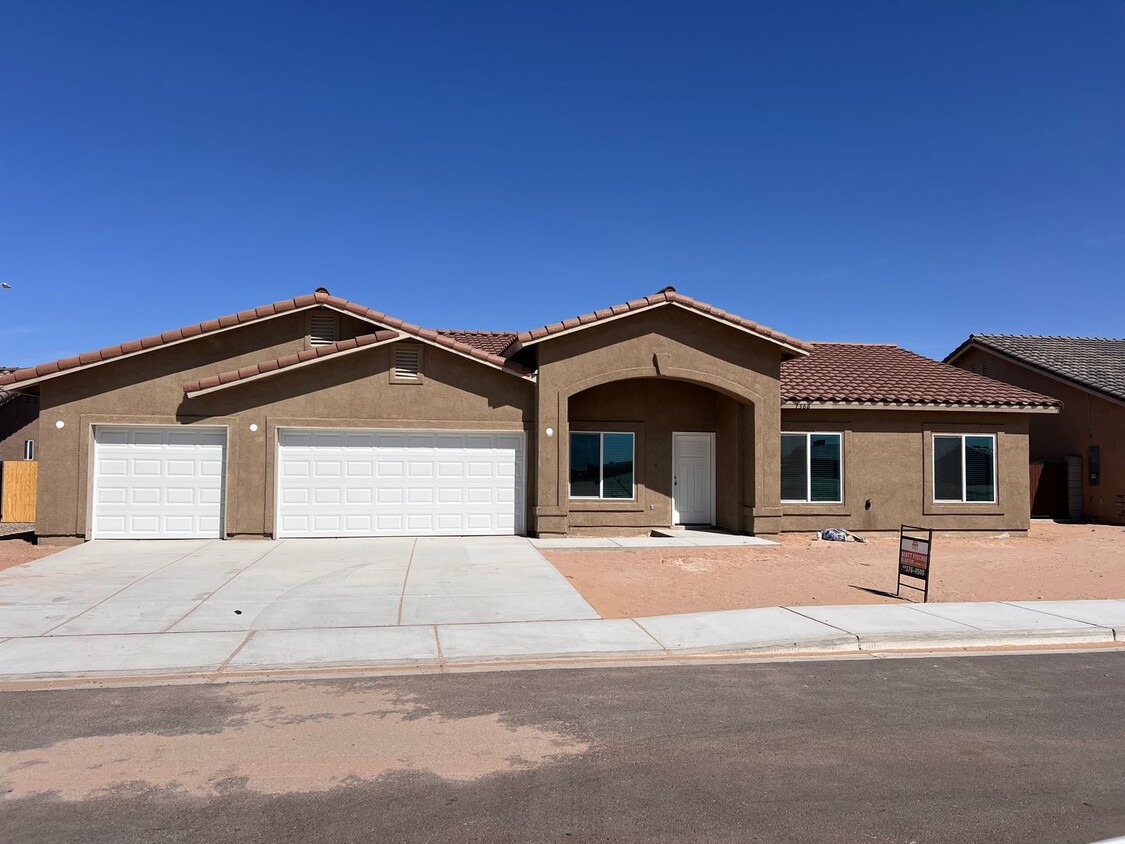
[0,291,532,388]
[183,330,401,395]
[434,330,519,357]
[513,287,812,354]
[781,343,1061,408]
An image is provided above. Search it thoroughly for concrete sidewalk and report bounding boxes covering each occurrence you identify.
[0,599,1121,681]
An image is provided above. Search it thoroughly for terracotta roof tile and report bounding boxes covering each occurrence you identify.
[434,330,519,356]
[183,330,402,394]
[514,287,812,354]
[0,290,533,389]
[781,343,1060,408]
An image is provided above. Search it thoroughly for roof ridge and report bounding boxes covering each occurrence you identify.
[974,333,1125,342]
[808,341,898,347]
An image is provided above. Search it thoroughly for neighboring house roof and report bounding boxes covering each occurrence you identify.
[944,334,1125,404]
[183,331,401,397]
[510,287,812,357]
[781,343,1061,410]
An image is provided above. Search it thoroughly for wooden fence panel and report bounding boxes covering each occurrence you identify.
[0,461,38,523]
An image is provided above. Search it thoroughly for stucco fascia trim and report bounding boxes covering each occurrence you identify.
[782,400,1060,413]
[946,341,1125,409]
[511,301,811,357]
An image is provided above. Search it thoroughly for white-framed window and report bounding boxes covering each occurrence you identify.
[933,433,996,503]
[569,432,635,500]
[23,439,34,460]
[781,432,842,503]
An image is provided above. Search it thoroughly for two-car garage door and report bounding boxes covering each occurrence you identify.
[276,429,525,538]
[92,426,525,539]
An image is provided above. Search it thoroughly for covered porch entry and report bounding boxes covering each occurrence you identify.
[556,377,761,536]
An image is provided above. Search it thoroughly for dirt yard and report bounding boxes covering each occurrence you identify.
[0,524,60,572]
[544,522,1125,619]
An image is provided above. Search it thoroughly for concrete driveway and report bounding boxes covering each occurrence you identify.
[0,537,599,638]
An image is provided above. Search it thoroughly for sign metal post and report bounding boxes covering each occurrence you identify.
[896,524,933,603]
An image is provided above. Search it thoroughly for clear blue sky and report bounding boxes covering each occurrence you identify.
[3,1,1123,366]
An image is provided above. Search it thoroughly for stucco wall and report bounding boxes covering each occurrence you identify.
[34,311,535,542]
[565,378,747,534]
[530,305,785,537]
[779,409,1031,534]
[953,348,1124,524]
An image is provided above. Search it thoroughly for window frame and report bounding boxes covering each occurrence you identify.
[932,433,997,504]
[780,431,843,504]
[23,439,34,461]
[569,431,636,501]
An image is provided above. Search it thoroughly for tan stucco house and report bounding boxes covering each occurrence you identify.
[947,335,1124,524]
[0,288,1060,545]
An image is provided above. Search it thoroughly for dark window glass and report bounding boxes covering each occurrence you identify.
[934,435,964,501]
[809,434,841,502]
[601,433,634,499]
[569,433,601,497]
[781,434,808,501]
[965,436,995,501]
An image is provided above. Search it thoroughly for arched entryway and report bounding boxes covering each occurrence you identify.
[561,376,757,535]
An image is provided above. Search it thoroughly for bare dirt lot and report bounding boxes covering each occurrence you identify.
[544,521,1125,619]
[0,525,60,572]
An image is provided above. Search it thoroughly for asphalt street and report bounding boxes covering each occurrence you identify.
[2,651,1124,843]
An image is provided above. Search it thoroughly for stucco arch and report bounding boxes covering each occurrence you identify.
[561,365,770,408]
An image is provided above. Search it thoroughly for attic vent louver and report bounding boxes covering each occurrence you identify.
[309,311,338,346]
[393,346,422,381]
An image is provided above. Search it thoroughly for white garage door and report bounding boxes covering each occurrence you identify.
[276,429,524,538]
[92,426,226,539]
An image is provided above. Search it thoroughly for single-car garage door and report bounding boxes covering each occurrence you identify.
[92,426,227,539]
[276,429,524,538]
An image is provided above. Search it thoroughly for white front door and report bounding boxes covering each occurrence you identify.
[672,432,714,526]
[276,429,525,538]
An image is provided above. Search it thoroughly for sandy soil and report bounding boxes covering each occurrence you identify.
[0,682,590,800]
[0,527,59,572]
[545,521,1125,619]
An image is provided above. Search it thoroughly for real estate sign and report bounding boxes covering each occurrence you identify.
[898,536,930,580]
[897,525,934,602]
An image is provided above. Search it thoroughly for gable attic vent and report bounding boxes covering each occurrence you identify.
[393,346,422,381]
[309,311,338,347]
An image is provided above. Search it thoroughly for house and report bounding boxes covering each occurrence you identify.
[0,370,39,462]
[0,288,1059,545]
[0,372,40,524]
[946,335,1125,525]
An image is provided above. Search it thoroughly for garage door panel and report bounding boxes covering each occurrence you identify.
[93,426,226,540]
[276,429,524,538]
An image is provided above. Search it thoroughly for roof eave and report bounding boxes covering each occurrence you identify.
[782,399,1061,414]
[183,333,404,398]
